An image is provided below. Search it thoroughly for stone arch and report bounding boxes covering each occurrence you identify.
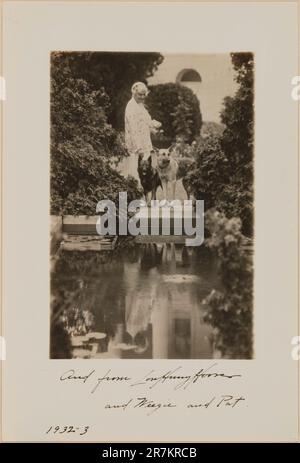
[176,69,202,83]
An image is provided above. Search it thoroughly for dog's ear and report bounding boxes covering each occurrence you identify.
[138,151,144,164]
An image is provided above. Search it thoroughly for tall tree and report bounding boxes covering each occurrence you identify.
[220,52,254,235]
[61,51,164,129]
[147,83,202,145]
[50,52,140,215]
[187,52,254,236]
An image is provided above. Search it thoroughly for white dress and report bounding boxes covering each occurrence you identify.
[122,98,156,180]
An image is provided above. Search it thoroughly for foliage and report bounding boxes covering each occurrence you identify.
[56,51,164,129]
[201,121,225,138]
[58,306,95,337]
[50,52,141,215]
[182,53,254,236]
[183,134,229,207]
[147,83,202,145]
[203,209,253,359]
[220,52,254,235]
[169,137,197,162]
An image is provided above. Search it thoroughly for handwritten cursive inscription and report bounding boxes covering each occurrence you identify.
[59,363,241,394]
[103,395,245,415]
[60,369,95,383]
[131,364,241,390]
[58,364,245,416]
[105,397,177,415]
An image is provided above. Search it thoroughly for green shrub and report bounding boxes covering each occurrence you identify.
[220,53,254,236]
[203,209,253,359]
[147,83,202,145]
[180,53,254,236]
[50,52,141,215]
[57,51,164,130]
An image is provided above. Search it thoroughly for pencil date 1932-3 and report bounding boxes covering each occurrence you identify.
[46,425,89,436]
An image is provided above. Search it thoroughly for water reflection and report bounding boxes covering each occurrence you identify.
[50,242,220,359]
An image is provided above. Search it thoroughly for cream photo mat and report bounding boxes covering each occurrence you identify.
[1,1,299,442]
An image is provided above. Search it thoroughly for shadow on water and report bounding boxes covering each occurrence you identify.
[50,241,221,359]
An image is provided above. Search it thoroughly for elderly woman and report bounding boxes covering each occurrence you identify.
[123,82,161,180]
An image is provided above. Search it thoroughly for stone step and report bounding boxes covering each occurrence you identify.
[63,216,99,235]
[62,209,202,236]
[60,234,117,252]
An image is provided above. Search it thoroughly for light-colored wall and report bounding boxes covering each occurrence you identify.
[148,54,237,123]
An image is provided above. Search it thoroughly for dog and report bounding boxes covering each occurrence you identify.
[156,147,196,201]
[156,148,178,201]
[137,151,162,205]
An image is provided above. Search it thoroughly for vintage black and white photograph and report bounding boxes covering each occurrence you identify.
[50,51,254,360]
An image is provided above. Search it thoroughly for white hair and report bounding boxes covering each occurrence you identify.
[131,82,149,95]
